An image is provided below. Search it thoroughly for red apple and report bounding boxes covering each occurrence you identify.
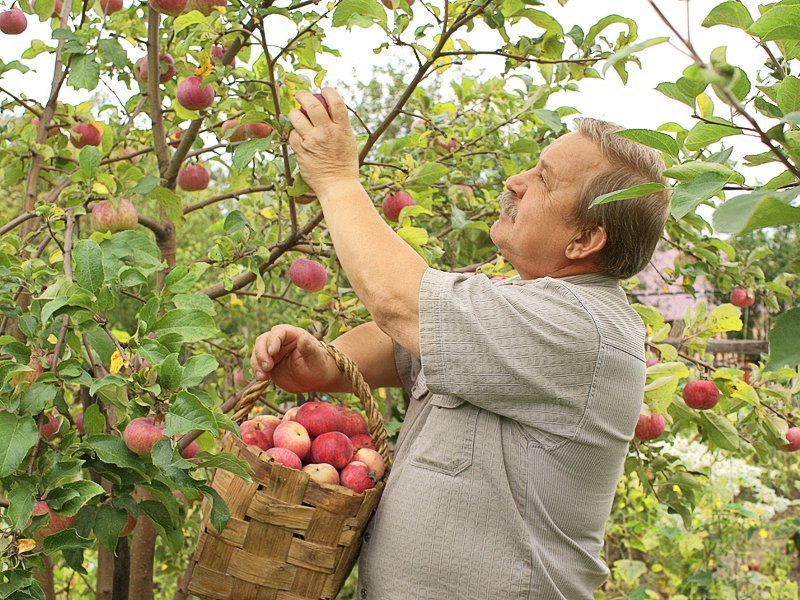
[303,463,339,485]
[175,76,215,111]
[169,129,184,146]
[233,368,247,386]
[353,448,385,480]
[296,401,342,437]
[682,379,720,410]
[70,123,102,148]
[76,414,85,435]
[42,414,59,440]
[300,93,331,119]
[781,427,800,452]
[148,0,186,15]
[99,0,123,15]
[381,191,415,222]
[730,288,755,308]
[177,163,210,191]
[251,415,281,439]
[91,199,138,233]
[340,461,376,493]
[288,258,327,292]
[31,116,60,137]
[183,0,225,14]
[433,137,457,153]
[211,45,235,67]
[634,414,666,442]
[32,500,77,538]
[283,406,300,421]
[181,440,199,459]
[245,122,273,138]
[134,54,176,85]
[310,432,353,470]
[273,421,311,459]
[0,9,27,34]
[381,0,415,8]
[241,419,274,450]
[350,433,375,451]
[337,407,368,437]
[220,119,246,143]
[294,195,316,205]
[266,447,302,470]
[123,416,166,455]
[645,355,659,368]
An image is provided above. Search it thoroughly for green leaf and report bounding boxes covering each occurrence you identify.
[195,451,252,481]
[701,412,740,451]
[396,226,429,250]
[181,355,218,388]
[152,309,218,343]
[33,0,54,20]
[702,2,753,30]
[43,528,93,553]
[86,434,151,478]
[776,76,800,115]
[613,559,647,586]
[670,172,728,220]
[19,382,56,416]
[79,146,101,178]
[131,175,159,195]
[602,37,669,76]
[615,129,679,157]
[0,412,39,477]
[532,108,562,132]
[332,0,388,30]
[158,353,184,391]
[149,187,184,229]
[705,304,743,335]
[685,120,742,151]
[584,15,637,48]
[173,10,207,32]
[163,391,235,437]
[95,505,129,553]
[766,307,800,370]
[82,404,105,436]
[712,188,800,234]
[56,480,105,515]
[98,39,127,68]
[656,76,708,108]
[139,499,178,529]
[590,183,667,207]
[68,54,100,91]
[72,239,105,294]
[663,161,744,184]
[199,485,230,533]
[748,5,800,41]
[231,138,273,171]
[7,483,36,531]
[405,163,449,191]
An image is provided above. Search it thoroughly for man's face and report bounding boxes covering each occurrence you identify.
[490,132,610,279]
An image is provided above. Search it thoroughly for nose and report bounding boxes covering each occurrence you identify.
[504,174,526,198]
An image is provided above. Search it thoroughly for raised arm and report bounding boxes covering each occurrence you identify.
[250,321,400,394]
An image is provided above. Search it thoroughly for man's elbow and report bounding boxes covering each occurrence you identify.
[371,295,420,357]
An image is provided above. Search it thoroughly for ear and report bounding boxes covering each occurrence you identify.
[565,226,607,261]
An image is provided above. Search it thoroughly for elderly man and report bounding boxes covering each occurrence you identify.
[250,88,670,599]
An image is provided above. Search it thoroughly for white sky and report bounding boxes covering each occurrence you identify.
[0,0,778,180]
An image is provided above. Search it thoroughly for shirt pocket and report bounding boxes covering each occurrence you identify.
[408,393,480,476]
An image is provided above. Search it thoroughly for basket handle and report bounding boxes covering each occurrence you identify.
[230,340,391,466]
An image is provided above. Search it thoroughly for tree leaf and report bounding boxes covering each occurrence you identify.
[68,55,100,91]
[78,146,101,178]
[664,161,744,184]
[152,309,218,343]
[181,354,218,388]
[590,183,667,207]
[776,76,800,115]
[685,120,742,151]
[162,391,235,437]
[195,451,252,482]
[42,528,93,553]
[149,187,184,229]
[766,307,800,370]
[702,1,753,30]
[615,129,679,157]
[700,412,740,451]
[7,483,36,531]
[231,138,273,171]
[199,485,230,534]
[670,172,728,220]
[712,187,800,234]
[748,5,800,41]
[158,353,184,392]
[405,163,449,191]
[94,505,128,553]
[72,239,105,294]
[0,412,39,477]
[332,0,387,30]
[602,37,669,76]
[86,434,151,478]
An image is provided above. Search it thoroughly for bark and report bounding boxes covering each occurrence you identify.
[33,555,56,600]
[114,536,131,599]
[96,545,114,600]
[127,489,157,600]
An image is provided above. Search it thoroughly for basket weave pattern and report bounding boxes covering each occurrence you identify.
[187,343,390,600]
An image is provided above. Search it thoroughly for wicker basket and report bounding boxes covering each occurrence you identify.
[186,343,390,600]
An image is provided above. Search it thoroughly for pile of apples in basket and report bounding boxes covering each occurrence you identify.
[241,401,385,493]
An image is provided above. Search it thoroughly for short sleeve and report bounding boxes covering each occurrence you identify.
[418,268,601,434]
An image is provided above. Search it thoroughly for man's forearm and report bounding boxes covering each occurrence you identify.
[320,321,401,393]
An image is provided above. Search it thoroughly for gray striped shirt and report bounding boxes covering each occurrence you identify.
[357,268,645,599]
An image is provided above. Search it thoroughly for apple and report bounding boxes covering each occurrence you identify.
[0,9,27,34]
[76,414,85,435]
[381,191,415,222]
[99,0,123,15]
[32,501,77,538]
[181,440,199,459]
[730,288,755,308]
[91,199,138,233]
[433,137,457,153]
[634,414,666,442]
[241,422,271,451]
[296,401,342,437]
[337,407,368,437]
[251,414,281,439]
[310,432,353,470]
[245,123,273,138]
[353,448,385,480]
[294,195,316,205]
[31,116,60,137]
[781,427,800,452]
[645,355,659,368]
[177,163,210,191]
[300,93,331,119]
[134,54,176,85]
[175,76,215,111]
[233,368,247,386]
[33,0,62,17]
[183,0,226,14]
[148,0,187,15]
[288,258,327,292]
[42,414,60,440]
[70,123,102,148]
[273,421,311,459]
[119,512,137,537]
[340,461,376,493]
[220,119,246,143]
[303,463,340,484]
[266,447,302,470]
[350,433,375,451]
[211,45,235,67]
[381,0,415,8]
[169,129,184,146]
[283,406,300,421]
[123,416,166,455]
[682,379,720,410]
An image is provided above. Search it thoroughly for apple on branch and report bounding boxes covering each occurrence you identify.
[134,54,176,85]
[211,45,235,68]
[288,258,328,292]
[123,416,166,455]
[0,9,27,34]
[183,0,226,15]
[91,199,138,233]
[381,191,415,222]
[99,0,123,15]
[31,500,77,539]
[177,163,210,191]
[220,119,246,143]
[175,76,215,111]
[634,414,666,442]
[730,288,756,308]
[70,123,102,148]
[148,0,187,15]
[245,123,273,138]
[682,379,720,410]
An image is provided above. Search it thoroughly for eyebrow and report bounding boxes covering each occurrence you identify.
[538,157,550,173]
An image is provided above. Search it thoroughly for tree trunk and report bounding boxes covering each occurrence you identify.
[114,535,131,599]
[128,489,156,600]
[96,545,114,600]
[33,555,56,600]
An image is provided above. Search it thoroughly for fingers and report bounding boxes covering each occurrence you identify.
[297,90,332,126]
[251,325,298,381]
[287,128,304,154]
[288,108,314,138]
[321,87,348,124]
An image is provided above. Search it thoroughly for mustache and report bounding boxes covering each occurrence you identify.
[498,190,517,222]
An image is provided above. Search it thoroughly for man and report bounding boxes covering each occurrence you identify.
[250,88,670,599]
